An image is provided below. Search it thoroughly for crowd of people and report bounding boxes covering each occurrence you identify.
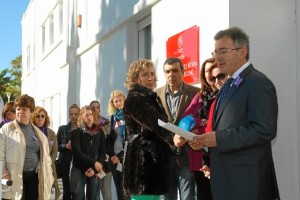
[0,26,280,200]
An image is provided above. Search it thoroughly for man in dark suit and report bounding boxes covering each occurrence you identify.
[190,27,280,200]
[156,57,199,200]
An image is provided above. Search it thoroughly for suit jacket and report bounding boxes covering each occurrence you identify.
[156,82,199,167]
[211,64,280,200]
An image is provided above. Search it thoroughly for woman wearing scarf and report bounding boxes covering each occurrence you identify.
[106,90,130,200]
[32,106,61,200]
[181,58,217,200]
[90,100,112,200]
[71,105,106,200]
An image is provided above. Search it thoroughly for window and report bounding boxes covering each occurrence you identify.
[49,14,54,46]
[138,15,151,59]
[41,1,63,56]
[26,46,31,73]
[53,2,63,40]
[42,25,45,53]
[59,2,63,36]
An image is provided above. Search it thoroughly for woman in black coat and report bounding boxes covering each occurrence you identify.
[57,103,80,200]
[123,59,175,200]
[70,105,106,200]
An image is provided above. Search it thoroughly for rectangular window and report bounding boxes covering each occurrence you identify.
[138,15,151,59]
[53,8,58,41]
[49,15,54,46]
[59,2,63,36]
[26,46,30,73]
[42,25,45,53]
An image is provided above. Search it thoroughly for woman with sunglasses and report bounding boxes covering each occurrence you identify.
[193,62,230,181]
[181,58,220,200]
[32,106,61,200]
[205,64,229,133]
[209,69,228,92]
[0,101,16,128]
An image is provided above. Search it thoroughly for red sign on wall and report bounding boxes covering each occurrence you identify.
[166,25,199,84]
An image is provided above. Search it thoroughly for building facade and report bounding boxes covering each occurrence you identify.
[22,0,300,199]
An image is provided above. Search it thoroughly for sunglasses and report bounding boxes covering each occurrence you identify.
[210,73,227,83]
[36,114,46,119]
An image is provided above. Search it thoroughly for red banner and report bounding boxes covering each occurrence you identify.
[166,26,200,84]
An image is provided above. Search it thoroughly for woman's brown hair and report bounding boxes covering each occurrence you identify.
[14,94,35,112]
[199,58,217,98]
[2,102,15,119]
[32,106,50,128]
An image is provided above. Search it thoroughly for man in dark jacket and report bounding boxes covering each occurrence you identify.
[190,27,280,200]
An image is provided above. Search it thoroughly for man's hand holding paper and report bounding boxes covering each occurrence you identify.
[189,131,217,150]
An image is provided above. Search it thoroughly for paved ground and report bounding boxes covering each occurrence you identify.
[50,178,184,200]
[50,178,118,200]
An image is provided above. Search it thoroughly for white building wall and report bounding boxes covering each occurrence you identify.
[229,0,300,199]
[22,0,76,131]
[22,0,299,198]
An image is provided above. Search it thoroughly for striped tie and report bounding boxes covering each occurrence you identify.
[216,78,234,110]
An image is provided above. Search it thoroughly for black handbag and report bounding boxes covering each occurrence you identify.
[55,159,63,179]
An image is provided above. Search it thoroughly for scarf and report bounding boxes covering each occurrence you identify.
[81,123,100,136]
[99,116,109,126]
[38,126,48,137]
[198,88,218,119]
[114,109,125,143]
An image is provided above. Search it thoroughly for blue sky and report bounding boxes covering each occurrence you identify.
[0,1,30,72]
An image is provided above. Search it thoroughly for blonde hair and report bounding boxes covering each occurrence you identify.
[108,90,126,115]
[124,59,158,90]
[77,106,97,127]
[32,106,50,128]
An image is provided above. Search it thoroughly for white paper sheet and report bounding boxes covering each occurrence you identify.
[158,119,196,141]
[117,163,122,172]
[96,171,106,179]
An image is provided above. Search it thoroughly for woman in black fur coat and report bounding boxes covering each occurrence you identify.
[123,59,175,200]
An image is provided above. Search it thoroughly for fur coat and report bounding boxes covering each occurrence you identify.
[123,84,174,196]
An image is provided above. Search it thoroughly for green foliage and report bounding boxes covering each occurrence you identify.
[0,55,22,103]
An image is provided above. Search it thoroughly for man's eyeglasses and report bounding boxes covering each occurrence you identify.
[36,114,45,119]
[211,48,242,57]
[210,73,227,83]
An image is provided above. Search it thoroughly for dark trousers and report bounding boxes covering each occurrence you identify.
[110,161,130,200]
[60,153,73,200]
[194,171,212,200]
[22,170,38,200]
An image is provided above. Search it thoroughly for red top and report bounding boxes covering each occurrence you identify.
[205,99,216,132]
